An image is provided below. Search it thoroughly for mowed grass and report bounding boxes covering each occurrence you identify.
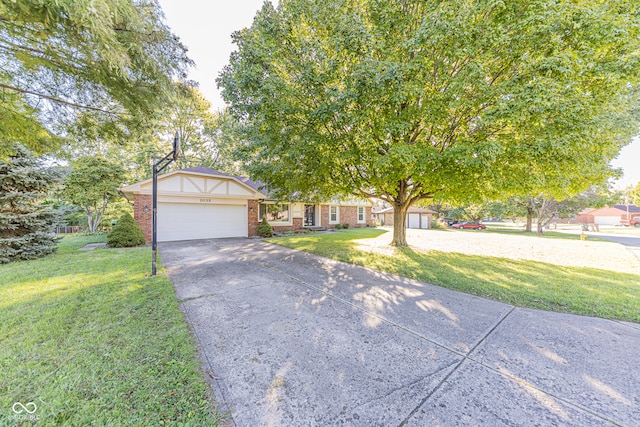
[269,228,640,323]
[0,235,220,426]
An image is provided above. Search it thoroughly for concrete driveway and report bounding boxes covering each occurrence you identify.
[160,239,640,426]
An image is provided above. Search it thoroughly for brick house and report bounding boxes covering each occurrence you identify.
[120,166,372,242]
[575,205,640,226]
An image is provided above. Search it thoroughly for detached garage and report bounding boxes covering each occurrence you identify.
[121,167,263,242]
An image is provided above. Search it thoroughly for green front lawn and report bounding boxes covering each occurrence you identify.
[482,227,608,241]
[0,235,220,426]
[269,228,640,323]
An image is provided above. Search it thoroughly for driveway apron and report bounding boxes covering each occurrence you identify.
[160,239,640,426]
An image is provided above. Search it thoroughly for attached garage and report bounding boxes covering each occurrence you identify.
[120,167,264,243]
[594,215,621,226]
[157,202,247,242]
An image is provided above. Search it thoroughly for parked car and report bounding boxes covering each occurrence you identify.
[621,216,640,227]
[451,221,486,230]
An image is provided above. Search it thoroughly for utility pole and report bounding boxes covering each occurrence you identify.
[152,132,180,275]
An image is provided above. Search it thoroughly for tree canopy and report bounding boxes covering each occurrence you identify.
[219,0,640,246]
[0,0,191,157]
[59,82,246,181]
[64,157,126,233]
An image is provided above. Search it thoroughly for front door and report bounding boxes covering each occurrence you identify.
[304,204,316,226]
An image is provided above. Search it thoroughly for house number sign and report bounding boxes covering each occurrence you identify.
[200,198,212,203]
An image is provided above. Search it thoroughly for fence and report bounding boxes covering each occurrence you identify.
[55,225,84,234]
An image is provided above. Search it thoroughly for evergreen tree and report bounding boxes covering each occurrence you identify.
[107,212,146,248]
[0,145,62,263]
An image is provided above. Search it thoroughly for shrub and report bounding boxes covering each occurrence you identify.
[257,217,274,238]
[342,223,350,229]
[335,223,343,229]
[107,212,146,247]
[431,220,447,230]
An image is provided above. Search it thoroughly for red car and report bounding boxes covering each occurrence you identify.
[451,221,486,230]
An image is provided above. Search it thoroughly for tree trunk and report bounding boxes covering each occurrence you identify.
[525,208,533,232]
[391,202,409,247]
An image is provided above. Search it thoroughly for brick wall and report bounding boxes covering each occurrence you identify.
[340,206,357,227]
[382,212,393,226]
[133,194,152,242]
[272,218,301,234]
[320,205,330,227]
[318,205,373,228]
[339,206,372,228]
[249,201,304,236]
[248,200,259,236]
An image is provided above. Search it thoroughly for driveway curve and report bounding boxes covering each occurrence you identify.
[160,238,640,426]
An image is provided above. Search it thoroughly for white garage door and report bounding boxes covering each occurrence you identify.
[420,214,430,229]
[158,203,247,242]
[594,215,620,226]
[407,213,421,229]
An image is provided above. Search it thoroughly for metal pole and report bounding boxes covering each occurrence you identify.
[152,162,159,275]
[150,131,180,276]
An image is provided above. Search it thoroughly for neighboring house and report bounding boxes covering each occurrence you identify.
[120,166,372,242]
[371,206,435,229]
[575,205,640,225]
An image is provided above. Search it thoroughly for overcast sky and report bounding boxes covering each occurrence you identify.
[157,0,639,189]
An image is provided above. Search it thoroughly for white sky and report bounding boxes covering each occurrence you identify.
[157,0,639,189]
[157,0,270,112]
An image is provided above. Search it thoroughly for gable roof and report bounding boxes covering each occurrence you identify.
[179,166,233,177]
[587,207,626,217]
[181,166,268,195]
[120,167,264,199]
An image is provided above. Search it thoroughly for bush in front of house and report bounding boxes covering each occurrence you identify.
[335,223,343,229]
[107,212,146,247]
[257,218,274,238]
[342,223,350,229]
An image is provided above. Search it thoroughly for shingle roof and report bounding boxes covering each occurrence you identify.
[179,166,234,177]
[613,204,640,213]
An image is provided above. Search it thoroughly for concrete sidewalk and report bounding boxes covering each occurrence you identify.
[160,239,640,426]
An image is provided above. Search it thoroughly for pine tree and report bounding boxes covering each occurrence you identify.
[0,145,62,263]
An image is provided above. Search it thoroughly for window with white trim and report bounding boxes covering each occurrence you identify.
[259,202,290,223]
[329,205,339,224]
[357,206,365,223]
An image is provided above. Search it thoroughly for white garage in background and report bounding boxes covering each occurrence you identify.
[593,215,620,226]
[121,167,264,242]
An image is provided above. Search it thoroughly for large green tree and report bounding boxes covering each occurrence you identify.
[219,0,640,246]
[64,157,126,233]
[0,145,62,263]
[0,0,191,157]
[61,82,247,181]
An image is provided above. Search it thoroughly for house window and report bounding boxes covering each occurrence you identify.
[357,206,365,223]
[329,206,339,224]
[259,202,290,223]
